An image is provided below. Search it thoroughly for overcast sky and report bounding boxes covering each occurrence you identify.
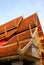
[0,0,44,32]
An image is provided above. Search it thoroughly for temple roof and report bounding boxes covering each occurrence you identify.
[0,13,44,61]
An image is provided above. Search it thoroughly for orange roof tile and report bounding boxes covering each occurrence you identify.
[0,13,44,58]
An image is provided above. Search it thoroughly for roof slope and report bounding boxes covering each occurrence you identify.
[0,13,43,61]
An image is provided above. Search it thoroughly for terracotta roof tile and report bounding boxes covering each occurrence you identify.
[0,13,44,58]
[0,42,18,57]
[0,16,23,34]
